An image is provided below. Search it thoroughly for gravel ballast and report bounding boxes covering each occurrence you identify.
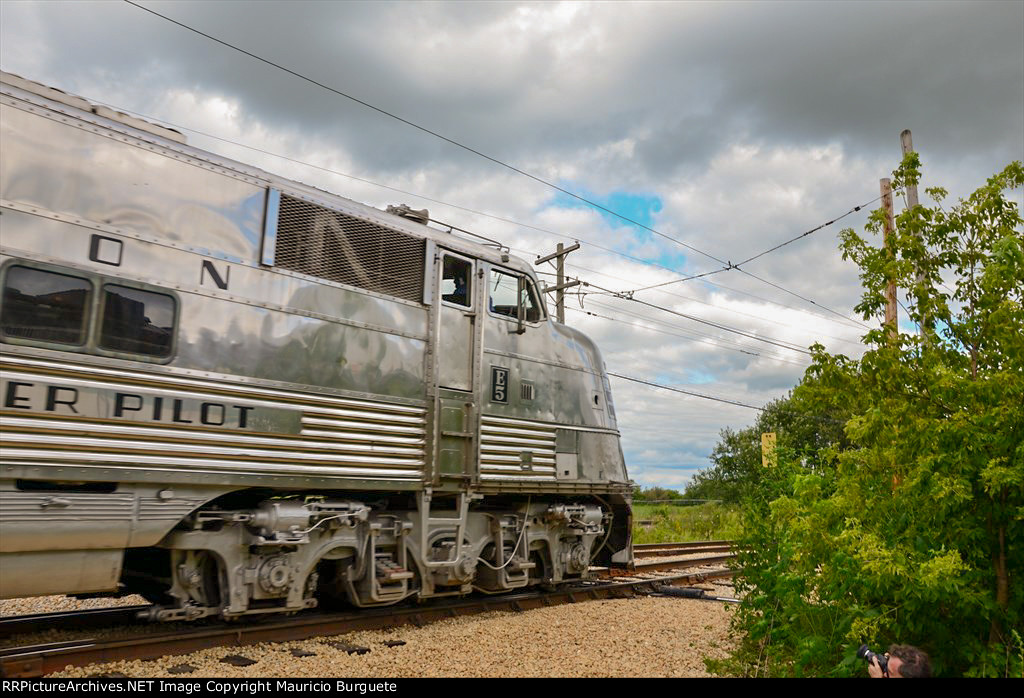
[35,592,735,678]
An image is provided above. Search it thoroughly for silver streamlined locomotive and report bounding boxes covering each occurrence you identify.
[0,72,632,621]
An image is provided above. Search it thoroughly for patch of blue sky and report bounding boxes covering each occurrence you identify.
[649,370,718,388]
[544,187,689,264]
[547,188,663,233]
[685,370,717,385]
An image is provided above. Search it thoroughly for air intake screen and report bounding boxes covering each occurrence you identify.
[275,194,425,303]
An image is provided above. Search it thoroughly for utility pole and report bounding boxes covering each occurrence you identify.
[900,129,920,210]
[900,129,927,339]
[881,177,898,342]
[535,242,580,323]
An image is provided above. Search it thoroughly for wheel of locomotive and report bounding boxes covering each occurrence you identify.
[188,551,224,611]
[479,540,520,568]
[425,530,478,587]
[528,548,555,588]
[314,546,360,609]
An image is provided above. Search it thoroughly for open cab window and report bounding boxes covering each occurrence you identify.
[488,268,543,323]
[440,254,472,307]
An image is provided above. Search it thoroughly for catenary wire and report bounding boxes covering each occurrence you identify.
[627,194,885,296]
[579,281,814,355]
[734,267,871,329]
[124,0,876,331]
[564,305,810,367]
[531,261,865,348]
[572,295,812,361]
[89,95,877,337]
[124,0,729,268]
[608,372,847,426]
[607,371,767,411]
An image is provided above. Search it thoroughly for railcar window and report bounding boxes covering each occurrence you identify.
[441,255,472,307]
[489,269,541,323]
[1,266,91,345]
[99,285,175,357]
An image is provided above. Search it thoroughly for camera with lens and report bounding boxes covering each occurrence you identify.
[857,645,888,674]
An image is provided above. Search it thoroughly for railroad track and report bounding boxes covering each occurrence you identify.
[634,540,737,558]
[0,543,737,677]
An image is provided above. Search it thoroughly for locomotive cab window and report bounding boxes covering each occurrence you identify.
[1,266,91,345]
[99,285,176,357]
[488,269,542,323]
[440,254,472,307]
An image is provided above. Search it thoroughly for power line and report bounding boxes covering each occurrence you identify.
[564,304,810,367]
[735,267,870,328]
[734,197,882,268]
[580,281,814,355]
[607,372,767,411]
[94,95,876,340]
[123,0,874,333]
[624,195,885,331]
[532,258,865,347]
[628,194,883,296]
[577,297,811,363]
[609,371,848,426]
[124,0,728,268]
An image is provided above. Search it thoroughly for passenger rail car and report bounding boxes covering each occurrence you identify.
[0,72,632,621]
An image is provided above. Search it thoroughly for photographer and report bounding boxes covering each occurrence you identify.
[866,644,932,678]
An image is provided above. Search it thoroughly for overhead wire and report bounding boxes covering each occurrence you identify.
[92,94,877,343]
[735,267,871,329]
[579,280,814,355]
[607,372,848,426]
[124,0,876,333]
[623,195,885,332]
[531,259,865,347]
[564,304,810,367]
[124,0,728,268]
[607,371,767,411]
[567,293,811,360]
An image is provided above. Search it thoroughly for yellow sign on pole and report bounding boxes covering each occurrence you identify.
[761,432,777,467]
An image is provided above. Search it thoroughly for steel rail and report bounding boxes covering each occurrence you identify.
[0,567,736,678]
[0,605,150,640]
[634,544,735,559]
[619,553,736,575]
[633,540,736,550]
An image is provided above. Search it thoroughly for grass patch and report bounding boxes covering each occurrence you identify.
[632,502,742,544]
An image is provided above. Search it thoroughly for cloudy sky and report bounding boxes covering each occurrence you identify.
[2,1,1022,491]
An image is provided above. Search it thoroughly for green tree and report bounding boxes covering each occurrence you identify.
[716,159,1024,677]
[685,386,851,503]
[632,486,685,502]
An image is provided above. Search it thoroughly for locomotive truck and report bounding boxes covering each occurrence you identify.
[0,71,633,621]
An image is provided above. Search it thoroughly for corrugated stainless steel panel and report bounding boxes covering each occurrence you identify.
[2,449,423,479]
[479,414,557,479]
[479,464,557,473]
[137,497,207,522]
[1,355,427,481]
[479,473,558,481]
[2,417,423,456]
[9,433,424,467]
[1,351,427,409]
[0,492,136,521]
